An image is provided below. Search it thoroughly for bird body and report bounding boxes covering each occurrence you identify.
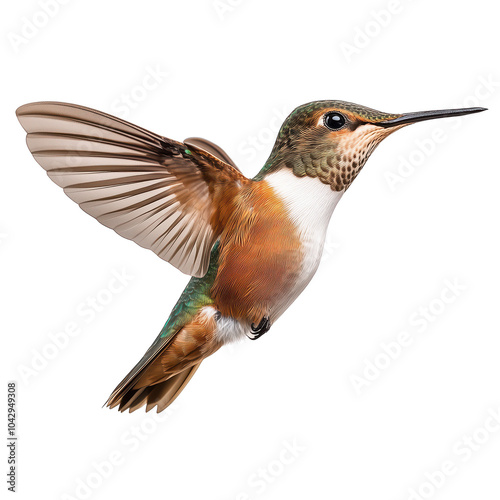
[109,169,342,412]
[16,99,485,413]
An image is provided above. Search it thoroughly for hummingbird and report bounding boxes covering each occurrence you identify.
[16,100,485,413]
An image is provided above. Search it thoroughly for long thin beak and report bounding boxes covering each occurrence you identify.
[378,107,487,127]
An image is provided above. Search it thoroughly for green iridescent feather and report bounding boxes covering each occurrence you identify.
[159,242,220,339]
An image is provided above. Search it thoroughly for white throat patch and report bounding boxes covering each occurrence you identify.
[266,169,343,240]
[265,169,344,318]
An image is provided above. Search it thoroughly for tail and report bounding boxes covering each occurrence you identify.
[105,306,221,413]
[107,362,202,413]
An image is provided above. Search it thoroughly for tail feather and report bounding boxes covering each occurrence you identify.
[117,387,148,412]
[145,363,201,413]
[105,305,220,413]
[113,363,201,413]
[105,334,179,410]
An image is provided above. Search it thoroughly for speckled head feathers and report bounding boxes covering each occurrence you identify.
[256,100,403,191]
[257,100,485,191]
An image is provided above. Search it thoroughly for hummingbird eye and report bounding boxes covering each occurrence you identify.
[324,112,346,130]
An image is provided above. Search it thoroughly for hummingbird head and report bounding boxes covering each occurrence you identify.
[258,100,486,191]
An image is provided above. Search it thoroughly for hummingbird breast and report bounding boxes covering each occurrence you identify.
[211,169,343,327]
[264,169,344,318]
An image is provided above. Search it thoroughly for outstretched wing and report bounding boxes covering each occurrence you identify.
[16,101,246,277]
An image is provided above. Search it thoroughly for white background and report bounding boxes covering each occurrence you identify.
[2,1,499,499]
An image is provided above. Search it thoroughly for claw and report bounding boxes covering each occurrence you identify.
[247,316,271,340]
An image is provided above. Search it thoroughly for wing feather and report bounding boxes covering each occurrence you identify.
[17,101,246,277]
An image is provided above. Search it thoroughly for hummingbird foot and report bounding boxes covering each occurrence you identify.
[247,316,271,340]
